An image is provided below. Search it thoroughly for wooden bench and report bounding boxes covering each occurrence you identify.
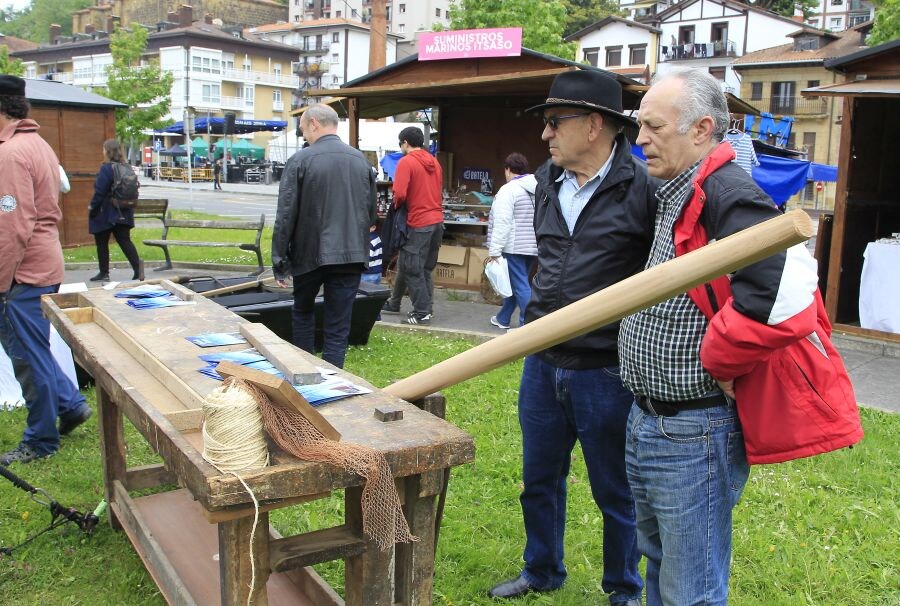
[143,212,266,274]
[133,198,168,226]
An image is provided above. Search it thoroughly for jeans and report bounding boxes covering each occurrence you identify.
[496,253,535,327]
[0,283,87,456]
[625,402,750,606]
[397,223,443,316]
[517,355,643,602]
[94,223,141,277]
[291,267,361,369]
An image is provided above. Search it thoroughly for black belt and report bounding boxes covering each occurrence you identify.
[635,393,728,417]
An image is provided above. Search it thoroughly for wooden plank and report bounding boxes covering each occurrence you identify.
[143,239,252,248]
[164,408,205,432]
[374,405,404,422]
[269,525,366,571]
[125,464,177,492]
[91,306,207,412]
[164,219,264,230]
[239,322,322,385]
[62,306,94,325]
[215,361,339,442]
[201,491,331,524]
[395,474,437,606]
[219,511,271,606]
[97,387,126,531]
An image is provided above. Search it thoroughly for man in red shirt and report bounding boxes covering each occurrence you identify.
[384,126,443,325]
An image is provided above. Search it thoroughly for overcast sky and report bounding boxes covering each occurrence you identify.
[4,0,31,11]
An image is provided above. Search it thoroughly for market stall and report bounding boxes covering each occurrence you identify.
[803,40,900,338]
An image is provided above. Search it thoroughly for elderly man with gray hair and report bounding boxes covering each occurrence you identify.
[272,103,376,368]
[618,69,856,604]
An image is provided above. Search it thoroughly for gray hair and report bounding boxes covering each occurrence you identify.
[654,69,729,142]
[303,103,339,127]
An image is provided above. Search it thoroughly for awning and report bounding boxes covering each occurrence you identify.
[159,117,287,135]
[801,78,900,98]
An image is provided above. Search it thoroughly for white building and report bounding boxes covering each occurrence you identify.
[804,0,875,31]
[248,19,400,110]
[288,0,451,41]
[648,0,814,93]
[566,16,660,83]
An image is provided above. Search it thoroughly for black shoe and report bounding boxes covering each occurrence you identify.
[382,301,400,313]
[0,442,51,465]
[488,576,547,599]
[59,405,93,436]
[89,272,109,282]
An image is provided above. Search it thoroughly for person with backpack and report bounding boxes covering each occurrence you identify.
[88,139,141,282]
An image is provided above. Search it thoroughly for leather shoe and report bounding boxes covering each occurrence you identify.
[488,575,545,599]
[89,272,109,282]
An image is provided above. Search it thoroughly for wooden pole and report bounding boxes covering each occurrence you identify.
[385,209,814,402]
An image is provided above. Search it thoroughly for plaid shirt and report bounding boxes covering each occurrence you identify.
[619,160,719,401]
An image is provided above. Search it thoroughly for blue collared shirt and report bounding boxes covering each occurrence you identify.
[555,141,618,234]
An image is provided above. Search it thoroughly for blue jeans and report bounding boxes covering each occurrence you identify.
[291,267,361,369]
[625,402,750,606]
[517,355,643,602]
[0,283,87,456]
[496,253,535,327]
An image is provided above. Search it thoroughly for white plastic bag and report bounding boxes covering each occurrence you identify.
[59,165,71,193]
[484,257,512,298]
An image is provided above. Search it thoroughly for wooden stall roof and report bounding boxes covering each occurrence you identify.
[24,78,126,109]
[298,48,758,120]
[802,78,900,98]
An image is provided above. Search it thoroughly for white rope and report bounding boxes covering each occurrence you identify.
[202,381,270,606]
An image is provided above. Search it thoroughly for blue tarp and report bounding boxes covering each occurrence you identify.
[380,151,403,180]
[159,117,287,135]
[808,162,838,182]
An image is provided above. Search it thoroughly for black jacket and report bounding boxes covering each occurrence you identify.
[272,134,377,278]
[527,135,660,369]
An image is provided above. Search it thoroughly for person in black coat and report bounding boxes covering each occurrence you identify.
[88,139,141,281]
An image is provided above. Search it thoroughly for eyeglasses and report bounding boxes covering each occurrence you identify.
[542,113,590,130]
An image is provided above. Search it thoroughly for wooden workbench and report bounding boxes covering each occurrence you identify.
[42,282,475,605]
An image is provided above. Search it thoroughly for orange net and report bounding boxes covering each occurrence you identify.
[226,378,416,550]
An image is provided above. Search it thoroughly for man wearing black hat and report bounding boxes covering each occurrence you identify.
[0,75,91,465]
[487,70,659,605]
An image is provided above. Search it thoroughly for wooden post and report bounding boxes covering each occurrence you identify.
[96,387,125,530]
[344,486,394,605]
[385,209,814,402]
[825,95,855,322]
[219,512,271,606]
[349,97,360,149]
[395,475,437,606]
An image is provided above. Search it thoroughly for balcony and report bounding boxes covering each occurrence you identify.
[297,41,330,55]
[46,71,74,83]
[221,68,299,88]
[273,100,284,111]
[747,96,828,116]
[221,96,254,110]
[293,61,330,76]
[661,39,736,61]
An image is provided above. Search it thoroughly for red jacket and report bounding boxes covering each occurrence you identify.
[679,143,862,464]
[393,148,443,228]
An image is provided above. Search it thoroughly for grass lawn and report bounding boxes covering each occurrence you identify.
[1,328,897,605]
[62,210,275,267]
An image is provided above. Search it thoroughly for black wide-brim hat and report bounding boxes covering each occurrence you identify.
[527,69,637,128]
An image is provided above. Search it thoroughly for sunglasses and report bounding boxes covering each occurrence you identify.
[542,113,590,130]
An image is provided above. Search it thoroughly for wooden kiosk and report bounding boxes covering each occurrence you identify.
[803,40,900,339]
[24,78,124,247]
[42,282,475,605]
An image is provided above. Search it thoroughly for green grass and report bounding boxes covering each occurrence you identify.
[1,329,897,605]
[62,210,274,267]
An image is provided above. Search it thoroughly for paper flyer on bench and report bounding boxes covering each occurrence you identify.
[126,297,196,310]
[187,333,249,348]
[115,284,170,298]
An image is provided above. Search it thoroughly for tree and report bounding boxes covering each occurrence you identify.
[0,0,93,43]
[0,45,26,75]
[102,26,174,159]
[867,0,900,46]
[561,0,624,38]
[447,0,576,59]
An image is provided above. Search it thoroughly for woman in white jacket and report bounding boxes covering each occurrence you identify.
[486,153,538,329]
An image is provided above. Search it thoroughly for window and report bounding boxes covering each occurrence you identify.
[751,82,763,100]
[807,80,820,89]
[332,75,340,85]
[202,84,220,103]
[294,14,300,22]
[605,46,622,67]
[332,32,339,43]
[803,132,816,162]
[771,81,795,114]
[436,8,441,17]
[191,55,221,74]
[711,22,728,43]
[829,17,843,30]
[679,25,695,45]
[274,64,282,79]
[583,47,599,67]
[336,10,341,17]
[795,36,819,51]
[331,53,339,64]
[831,0,843,4]
[398,23,405,33]
[399,3,406,13]
[709,66,726,80]
[629,44,647,65]
[273,90,282,103]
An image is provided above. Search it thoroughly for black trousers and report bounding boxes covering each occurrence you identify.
[94,223,141,277]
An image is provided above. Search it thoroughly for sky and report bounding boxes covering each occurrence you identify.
[4,0,30,11]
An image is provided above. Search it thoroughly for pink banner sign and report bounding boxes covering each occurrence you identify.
[418,28,523,61]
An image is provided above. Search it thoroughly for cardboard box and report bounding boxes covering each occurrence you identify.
[434,245,469,286]
[467,247,490,286]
